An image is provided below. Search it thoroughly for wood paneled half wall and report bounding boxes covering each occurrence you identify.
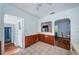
[25,34,55,48]
[25,34,70,50]
[0,41,1,55]
[25,34,39,48]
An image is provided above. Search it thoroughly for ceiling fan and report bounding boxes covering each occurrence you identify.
[36,3,53,10]
[36,3,55,15]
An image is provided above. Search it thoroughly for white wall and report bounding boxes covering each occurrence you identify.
[39,6,79,54]
[0,4,39,54]
[0,5,2,41]
[4,14,18,24]
[3,4,39,36]
[0,4,4,41]
[0,4,4,54]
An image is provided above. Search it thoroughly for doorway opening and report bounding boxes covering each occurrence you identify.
[4,27,11,44]
[3,14,24,55]
[54,18,71,50]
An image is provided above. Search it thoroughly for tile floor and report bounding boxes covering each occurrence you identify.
[15,41,71,55]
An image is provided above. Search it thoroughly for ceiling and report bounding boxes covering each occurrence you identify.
[11,3,79,18]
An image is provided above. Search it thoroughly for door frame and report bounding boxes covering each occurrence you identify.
[17,17,25,48]
[4,24,14,44]
[54,18,71,50]
[2,14,25,54]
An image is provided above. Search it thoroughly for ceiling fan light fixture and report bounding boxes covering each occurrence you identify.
[36,3,53,11]
[50,12,55,15]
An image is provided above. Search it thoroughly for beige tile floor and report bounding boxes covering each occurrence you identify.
[15,41,71,55]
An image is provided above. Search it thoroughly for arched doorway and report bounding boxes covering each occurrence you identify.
[54,18,71,50]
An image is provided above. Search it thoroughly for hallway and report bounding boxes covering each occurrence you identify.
[4,43,22,55]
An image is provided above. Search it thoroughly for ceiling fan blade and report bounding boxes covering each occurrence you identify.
[47,3,53,5]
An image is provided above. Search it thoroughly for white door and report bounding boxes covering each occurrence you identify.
[17,17,24,48]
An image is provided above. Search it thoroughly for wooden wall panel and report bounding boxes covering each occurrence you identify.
[25,34,70,50]
[25,34,39,48]
[25,34,55,48]
[0,41,1,55]
[39,34,55,45]
[38,34,45,42]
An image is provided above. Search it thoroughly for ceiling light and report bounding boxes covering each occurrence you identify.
[36,3,53,11]
[50,12,55,15]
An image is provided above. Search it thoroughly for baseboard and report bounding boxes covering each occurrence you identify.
[71,45,79,55]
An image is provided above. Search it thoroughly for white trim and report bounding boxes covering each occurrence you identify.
[17,17,25,48]
[1,11,4,55]
[20,18,25,49]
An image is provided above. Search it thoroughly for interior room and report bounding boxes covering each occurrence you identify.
[0,3,79,55]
